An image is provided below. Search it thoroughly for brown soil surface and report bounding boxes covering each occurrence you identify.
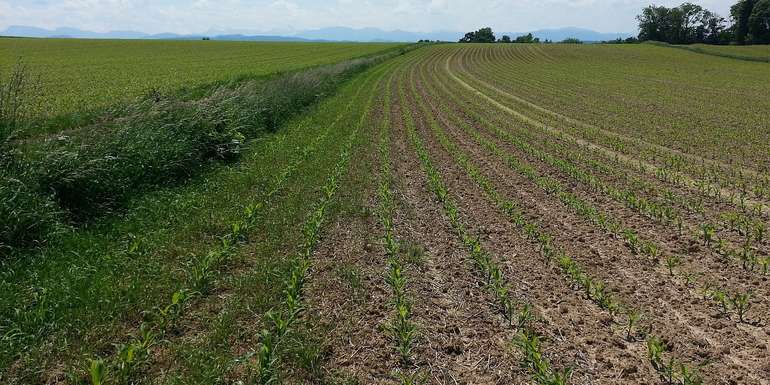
[295,45,770,385]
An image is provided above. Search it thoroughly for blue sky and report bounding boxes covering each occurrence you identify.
[0,0,736,34]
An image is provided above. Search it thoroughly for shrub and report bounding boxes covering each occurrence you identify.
[560,38,583,44]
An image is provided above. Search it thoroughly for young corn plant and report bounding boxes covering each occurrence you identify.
[678,363,704,385]
[517,303,534,331]
[514,330,571,385]
[88,359,108,385]
[700,223,716,248]
[187,249,229,295]
[730,292,752,323]
[708,288,731,317]
[665,256,681,277]
[646,336,666,371]
[625,310,642,341]
[254,329,278,385]
[680,272,698,288]
[114,323,155,384]
[392,301,417,364]
[87,321,157,385]
[592,281,620,316]
[127,234,142,255]
[753,221,765,243]
[759,257,769,275]
[623,229,641,254]
[714,238,728,258]
[661,357,678,385]
[739,245,757,271]
[641,241,660,260]
[395,369,427,385]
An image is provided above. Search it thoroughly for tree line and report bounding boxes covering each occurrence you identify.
[458,28,579,44]
[637,1,770,44]
[458,1,769,46]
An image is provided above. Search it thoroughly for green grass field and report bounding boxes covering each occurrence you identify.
[681,43,770,61]
[0,38,400,117]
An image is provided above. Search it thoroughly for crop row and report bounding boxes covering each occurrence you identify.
[438,73,770,276]
[451,46,753,213]
[446,63,770,244]
[497,113,768,252]
[375,72,430,385]
[454,46,770,214]
[434,50,770,302]
[82,59,395,385]
[470,95,769,274]
[421,61,764,331]
[457,45,770,197]
[399,70,572,385]
[246,61,391,384]
[85,99,343,385]
[407,57,705,384]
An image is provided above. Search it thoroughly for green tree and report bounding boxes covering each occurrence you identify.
[459,27,496,43]
[749,0,770,43]
[475,27,496,43]
[560,37,583,44]
[676,2,705,43]
[514,33,536,43]
[638,5,673,41]
[459,31,476,42]
[701,11,730,43]
[637,2,727,44]
[499,35,511,43]
[731,0,757,43]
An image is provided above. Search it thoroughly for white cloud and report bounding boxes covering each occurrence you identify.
[428,0,449,13]
[0,0,738,34]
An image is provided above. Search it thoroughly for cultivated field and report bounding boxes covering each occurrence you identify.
[335,43,770,385]
[0,38,400,117]
[2,42,770,385]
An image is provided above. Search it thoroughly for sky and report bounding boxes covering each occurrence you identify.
[0,0,736,34]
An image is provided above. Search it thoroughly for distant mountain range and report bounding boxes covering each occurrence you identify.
[0,25,319,41]
[502,27,635,42]
[0,25,634,43]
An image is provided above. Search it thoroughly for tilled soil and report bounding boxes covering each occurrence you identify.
[411,67,770,384]
[302,45,770,385]
[306,74,526,385]
[401,64,659,385]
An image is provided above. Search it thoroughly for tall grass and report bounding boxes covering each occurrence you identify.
[38,90,249,217]
[0,64,60,255]
[35,47,408,218]
[1,46,412,254]
[1,63,35,143]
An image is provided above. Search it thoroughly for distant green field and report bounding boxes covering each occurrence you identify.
[0,38,401,117]
[676,43,770,62]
